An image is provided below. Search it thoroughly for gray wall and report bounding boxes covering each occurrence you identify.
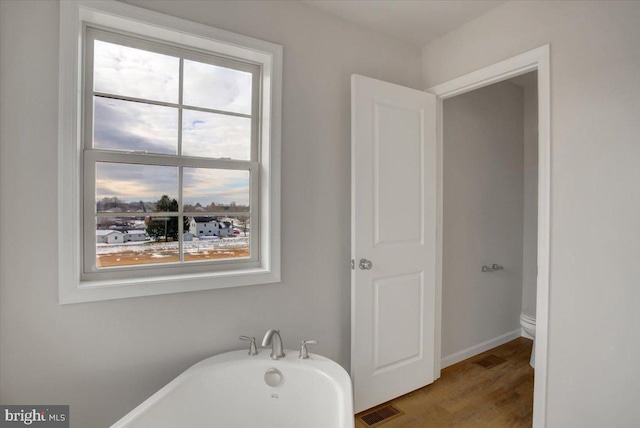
[522,75,538,316]
[442,81,524,359]
[2,1,639,427]
[0,1,421,426]
[423,1,640,426]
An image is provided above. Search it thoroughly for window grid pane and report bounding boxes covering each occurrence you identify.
[183,59,253,115]
[183,215,251,263]
[93,39,180,104]
[95,216,180,268]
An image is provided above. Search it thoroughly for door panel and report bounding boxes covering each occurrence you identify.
[373,272,423,372]
[374,103,423,246]
[351,74,437,413]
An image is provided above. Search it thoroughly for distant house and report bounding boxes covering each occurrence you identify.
[123,230,148,242]
[216,220,234,236]
[189,216,234,237]
[97,229,148,244]
[96,230,125,244]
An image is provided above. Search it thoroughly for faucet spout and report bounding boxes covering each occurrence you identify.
[262,329,285,360]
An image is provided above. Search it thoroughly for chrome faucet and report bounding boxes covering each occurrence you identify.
[262,329,285,360]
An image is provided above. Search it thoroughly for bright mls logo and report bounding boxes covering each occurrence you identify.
[0,406,68,427]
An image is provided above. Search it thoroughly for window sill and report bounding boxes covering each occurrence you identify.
[60,266,280,304]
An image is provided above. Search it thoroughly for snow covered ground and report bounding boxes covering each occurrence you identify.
[96,236,250,255]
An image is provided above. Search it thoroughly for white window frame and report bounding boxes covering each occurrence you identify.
[59,0,282,304]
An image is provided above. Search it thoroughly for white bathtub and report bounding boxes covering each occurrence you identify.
[111,349,354,428]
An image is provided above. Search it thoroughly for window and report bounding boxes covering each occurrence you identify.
[84,28,259,277]
[59,1,282,303]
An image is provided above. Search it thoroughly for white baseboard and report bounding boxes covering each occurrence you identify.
[521,327,534,340]
[440,329,522,369]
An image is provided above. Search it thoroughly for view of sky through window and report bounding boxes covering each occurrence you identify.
[183,59,252,115]
[94,40,179,103]
[93,97,179,154]
[96,163,179,212]
[182,110,251,160]
[92,38,253,210]
[183,168,250,210]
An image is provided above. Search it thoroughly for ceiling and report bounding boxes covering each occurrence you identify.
[302,0,507,46]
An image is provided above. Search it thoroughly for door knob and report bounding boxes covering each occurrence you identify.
[359,258,373,270]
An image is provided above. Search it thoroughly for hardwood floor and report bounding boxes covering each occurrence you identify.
[355,337,534,428]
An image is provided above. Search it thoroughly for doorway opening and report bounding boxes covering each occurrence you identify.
[438,70,538,424]
[430,46,550,427]
[441,70,538,368]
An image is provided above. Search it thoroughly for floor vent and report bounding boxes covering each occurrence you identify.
[359,404,403,426]
[475,354,506,368]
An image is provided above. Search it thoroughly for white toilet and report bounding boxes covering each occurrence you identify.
[520,311,536,368]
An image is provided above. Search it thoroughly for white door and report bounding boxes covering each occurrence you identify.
[351,75,437,413]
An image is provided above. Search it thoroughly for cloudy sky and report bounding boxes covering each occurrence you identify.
[96,163,250,209]
[92,39,252,208]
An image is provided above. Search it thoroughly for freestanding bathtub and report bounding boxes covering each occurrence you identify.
[111,349,354,428]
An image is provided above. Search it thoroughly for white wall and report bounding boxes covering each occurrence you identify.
[0,1,421,426]
[522,74,538,317]
[423,2,640,426]
[442,80,524,360]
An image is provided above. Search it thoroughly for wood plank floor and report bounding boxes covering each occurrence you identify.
[355,337,534,428]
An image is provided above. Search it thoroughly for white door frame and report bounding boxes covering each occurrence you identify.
[428,45,551,428]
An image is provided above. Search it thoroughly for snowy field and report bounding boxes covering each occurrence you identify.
[96,236,250,267]
[97,236,249,253]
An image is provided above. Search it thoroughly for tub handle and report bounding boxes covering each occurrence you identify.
[299,340,318,359]
[239,336,258,355]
